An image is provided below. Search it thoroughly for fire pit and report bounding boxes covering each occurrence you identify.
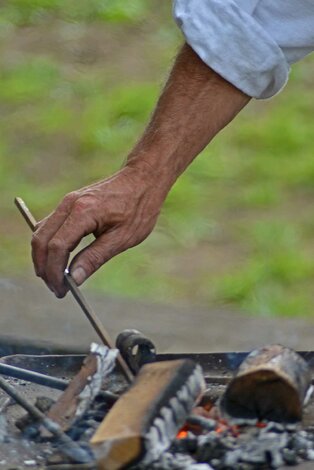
[1,333,314,470]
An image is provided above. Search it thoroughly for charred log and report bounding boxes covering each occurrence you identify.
[220,344,312,423]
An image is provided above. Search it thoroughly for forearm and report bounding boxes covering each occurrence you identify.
[126,43,250,189]
[32,43,250,297]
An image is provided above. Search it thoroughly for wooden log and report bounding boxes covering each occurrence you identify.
[91,359,205,470]
[220,344,312,423]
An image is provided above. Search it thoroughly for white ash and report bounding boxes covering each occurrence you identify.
[23,459,36,466]
[132,451,213,470]
[170,423,314,469]
[140,365,205,466]
[0,415,8,443]
[74,343,118,420]
[304,384,314,405]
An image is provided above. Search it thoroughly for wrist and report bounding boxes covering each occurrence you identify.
[124,152,176,196]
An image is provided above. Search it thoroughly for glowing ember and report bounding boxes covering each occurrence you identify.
[256,421,267,428]
[176,429,188,439]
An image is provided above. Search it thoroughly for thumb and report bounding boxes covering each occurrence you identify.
[70,230,124,285]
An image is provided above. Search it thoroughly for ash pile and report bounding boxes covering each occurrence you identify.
[1,334,314,470]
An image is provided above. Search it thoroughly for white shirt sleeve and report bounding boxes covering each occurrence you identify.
[173,0,314,99]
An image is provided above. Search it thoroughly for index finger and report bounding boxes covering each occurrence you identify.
[31,193,76,278]
[44,207,98,297]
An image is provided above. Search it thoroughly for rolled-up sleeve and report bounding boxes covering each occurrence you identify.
[173,0,314,99]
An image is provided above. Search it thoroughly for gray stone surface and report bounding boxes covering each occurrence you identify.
[1,277,314,353]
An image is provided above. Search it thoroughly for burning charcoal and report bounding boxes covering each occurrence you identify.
[91,359,205,470]
[220,345,312,423]
[224,431,287,467]
[196,433,231,463]
[282,447,298,465]
[186,415,217,433]
[132,451,214,470]
[289,430,313,459]
[285,428,314,464]
[172,435,199,454]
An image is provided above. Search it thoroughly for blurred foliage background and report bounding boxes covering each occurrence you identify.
[1,0,314,317]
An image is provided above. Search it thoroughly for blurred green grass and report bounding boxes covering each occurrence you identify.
[1,0,314,316]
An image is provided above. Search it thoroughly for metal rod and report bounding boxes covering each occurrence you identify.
[0,361,120,403]
[64,271,117,352]
[46,464,96,470]
[64,271,133,383]
[14,196,134,383]
[0,362,68,391]
[0,375,92,463]
[0,397,11,414]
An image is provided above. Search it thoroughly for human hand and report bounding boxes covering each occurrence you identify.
[31,166,168,297]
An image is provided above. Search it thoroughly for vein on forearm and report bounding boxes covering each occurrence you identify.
[127,43,250,187]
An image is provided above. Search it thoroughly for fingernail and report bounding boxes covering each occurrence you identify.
[71,267,87,285]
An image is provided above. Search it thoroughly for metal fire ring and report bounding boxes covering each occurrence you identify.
[115,329,156,374]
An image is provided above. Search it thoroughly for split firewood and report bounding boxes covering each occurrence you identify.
[220,344,312,423]
[47,343,118,430]
[91,359,205,470]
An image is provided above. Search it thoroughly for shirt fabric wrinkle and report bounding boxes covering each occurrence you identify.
[173,0,314,99]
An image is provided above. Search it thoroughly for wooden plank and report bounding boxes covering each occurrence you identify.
[91,359,205,470]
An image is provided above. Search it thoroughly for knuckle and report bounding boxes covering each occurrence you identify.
[64,191,77,202]
[63,191,77,205]
[72,196,94,213]
[48,238,66,253]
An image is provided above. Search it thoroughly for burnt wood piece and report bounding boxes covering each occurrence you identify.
[220,344,312,423]
[91,359,205,470]
[47,353,97,430]
[47,344,117,431]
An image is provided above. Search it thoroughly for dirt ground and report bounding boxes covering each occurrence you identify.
[1,276,314,354]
